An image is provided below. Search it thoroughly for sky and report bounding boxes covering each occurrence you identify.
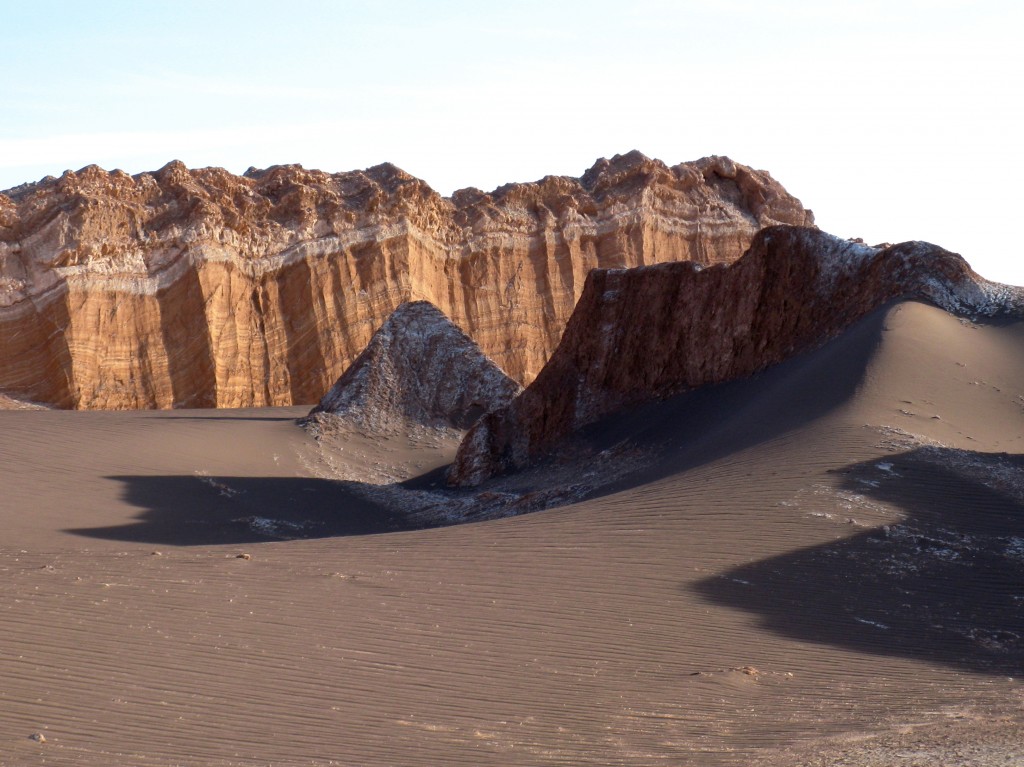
[2,0,1022,283]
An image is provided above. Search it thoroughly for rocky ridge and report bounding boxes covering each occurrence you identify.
[0,152,811,409]
[449,225,1024,485]
[305,300,521,434]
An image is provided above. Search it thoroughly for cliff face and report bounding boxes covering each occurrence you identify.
[449,226,1024,486]
[0,153,811,409]
[306,301,521,433]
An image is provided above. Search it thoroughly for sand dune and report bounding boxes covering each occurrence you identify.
[2,300,1022,765]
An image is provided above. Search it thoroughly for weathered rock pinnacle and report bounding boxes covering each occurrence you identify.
[307,301,521,433]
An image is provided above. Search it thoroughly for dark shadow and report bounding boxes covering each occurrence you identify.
[693,448,1024,676]
[399,464,452,491]
[67,475,417,545]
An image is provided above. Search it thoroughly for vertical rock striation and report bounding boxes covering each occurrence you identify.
[0,153,811,409]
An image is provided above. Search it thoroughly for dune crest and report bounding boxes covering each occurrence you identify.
[450,225,1024,485]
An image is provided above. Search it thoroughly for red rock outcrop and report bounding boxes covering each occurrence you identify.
[0,153,811,409]
[448,226,1024,485]
[306,301,521,433]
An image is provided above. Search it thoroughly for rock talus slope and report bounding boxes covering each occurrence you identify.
[0,153,811,408]
[306,300,521,433]
[449,225,1024,485]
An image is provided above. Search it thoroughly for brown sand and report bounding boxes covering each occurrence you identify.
[1,300,1022,765]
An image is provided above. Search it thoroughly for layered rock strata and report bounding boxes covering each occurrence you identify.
[0,153,811,409]
[306,301,521,433]
[449,226,1024,485]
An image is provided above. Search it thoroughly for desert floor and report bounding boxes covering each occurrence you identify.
[1,301,1022,766]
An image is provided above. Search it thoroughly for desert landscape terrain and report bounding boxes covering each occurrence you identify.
[1,156,1022,765]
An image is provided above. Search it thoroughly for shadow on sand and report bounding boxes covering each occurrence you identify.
[66,475,417,545]
[693,448,1024,676]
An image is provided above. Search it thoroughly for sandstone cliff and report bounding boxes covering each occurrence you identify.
[305,300,521,433]
[0,153,811,409]
[448,226,1024,485]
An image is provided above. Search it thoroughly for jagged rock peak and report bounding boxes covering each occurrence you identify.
[448,226,1024,486]
[466,152,813,229]
[307,300,522,433]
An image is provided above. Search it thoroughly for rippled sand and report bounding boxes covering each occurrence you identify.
[2,301,1022,765]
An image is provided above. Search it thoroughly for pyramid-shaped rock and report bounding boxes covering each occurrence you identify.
[308,301,522,432]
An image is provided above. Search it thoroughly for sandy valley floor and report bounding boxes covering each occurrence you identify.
[1,301,1022,765]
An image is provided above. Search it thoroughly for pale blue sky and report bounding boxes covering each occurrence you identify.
[3,1,1021,282]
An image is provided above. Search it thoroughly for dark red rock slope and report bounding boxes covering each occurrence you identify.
[449,226,1024,485]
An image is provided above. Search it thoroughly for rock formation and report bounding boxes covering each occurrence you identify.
[0,153,811,409]
[448,225,1024,485]
[305,300,521,433]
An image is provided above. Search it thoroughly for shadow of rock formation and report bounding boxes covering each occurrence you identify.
[693,448,1024,676]
[67,475,413,545]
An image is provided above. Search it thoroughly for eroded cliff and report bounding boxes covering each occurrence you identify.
[448,226,1024,485]
[0,152,811,408]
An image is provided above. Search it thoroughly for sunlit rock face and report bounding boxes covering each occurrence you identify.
[448,226,1024,486]
[0,152,811,409]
